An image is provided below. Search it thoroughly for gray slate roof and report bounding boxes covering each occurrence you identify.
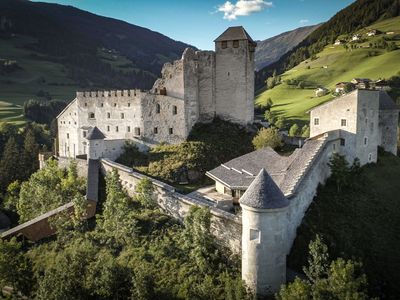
[214,26,254,42]
[86,126,106,140]
[240,169,289,209]
[206,138,326,197]
[86,159,99,202]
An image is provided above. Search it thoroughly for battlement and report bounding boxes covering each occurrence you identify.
[76,89,146,99]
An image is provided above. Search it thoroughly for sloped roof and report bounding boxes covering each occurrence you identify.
[206,138,326,197]
[86,126,105,140]
[86,159,99,202]
[206,147,298,189]
[239,169,289,209]
[214,26,254,42]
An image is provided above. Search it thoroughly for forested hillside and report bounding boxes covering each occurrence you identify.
[0,0,191,125]
[256,0,400,87]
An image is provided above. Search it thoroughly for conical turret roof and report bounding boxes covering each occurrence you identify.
[240,168,289,209]
[86,126,105,140]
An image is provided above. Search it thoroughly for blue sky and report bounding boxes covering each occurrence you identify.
[33,0,355,49]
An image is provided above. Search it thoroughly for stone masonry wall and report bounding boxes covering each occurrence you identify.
[100,159,242,254]
[379,110,399,155]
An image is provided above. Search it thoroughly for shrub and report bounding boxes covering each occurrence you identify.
[252,128,283,150]
[289,124,300,137]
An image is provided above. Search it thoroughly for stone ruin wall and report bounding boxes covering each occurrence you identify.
[100,158,242,254]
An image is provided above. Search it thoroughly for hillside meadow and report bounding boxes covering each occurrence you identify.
[256,16,400,122]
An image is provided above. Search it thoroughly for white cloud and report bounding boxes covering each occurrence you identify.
[217,0,273,21]
[299,19,309,24]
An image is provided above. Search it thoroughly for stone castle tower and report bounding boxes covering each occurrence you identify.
[214,26,256,125]
[240,169,289,295]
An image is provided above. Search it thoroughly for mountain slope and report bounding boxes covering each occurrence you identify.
[255,16,400,122]
[0,0,192,112]
[255,24,320,71]
[256,0,400,88]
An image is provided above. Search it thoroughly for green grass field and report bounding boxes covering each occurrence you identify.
[0,35,81,125]
[256,17,400,122]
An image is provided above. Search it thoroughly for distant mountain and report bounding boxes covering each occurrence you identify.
[255,25,320,71]
[0,0,192,93]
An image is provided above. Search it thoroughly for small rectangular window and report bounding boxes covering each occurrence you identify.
[314,118,320,126]
[341,119,347,126]
[101,103,104,107]
[169,128,173,135]
[83,131,87,138]
[107,112,111,119]
[67,133,69,139]
[134,127,141,136]
[114,103,117,107]
[233,40,239,48]
[172,105,177,115]
[221,41,227,49]
[107,126,110,132]
[154,127,158,134]
[127,126,131,132]
[250,228,260,243]
[121,113,125,119]
[340,138,345,146]
[84,103,87,107]
[156,104,161,114]
[364,137,368,146]
[368,153,372,162]
[128,103,131,107]
[116,126,119,132]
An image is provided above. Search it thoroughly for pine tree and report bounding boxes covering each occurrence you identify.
[0,136,21,191]
[21,128,39,179]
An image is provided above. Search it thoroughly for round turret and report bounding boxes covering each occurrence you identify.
[240,168,289,296]
[86,126,105,160]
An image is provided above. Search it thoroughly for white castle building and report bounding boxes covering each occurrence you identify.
[55,25,400,297]
[57,26,256,159]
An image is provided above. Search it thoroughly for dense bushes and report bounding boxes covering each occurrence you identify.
[23,99,67,124]
[116,119,255,186]
[289,152,400,298]
[0,169,248,299]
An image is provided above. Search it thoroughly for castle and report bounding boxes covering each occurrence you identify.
[57,26,256,159]
[4,26,397,297]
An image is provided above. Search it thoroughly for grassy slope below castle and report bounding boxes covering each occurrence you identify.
[289,151,400,298]
[255,16,400,122]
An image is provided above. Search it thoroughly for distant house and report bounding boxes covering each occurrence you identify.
[351,78,371,89]
[372,79,391,91]
[335,82,354,93]
[367,29,377,36]
[352,34,361,41]
[315,87,329,97]
[334,39,345,45]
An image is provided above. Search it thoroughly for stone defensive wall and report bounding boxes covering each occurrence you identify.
[76,89,147,99]
[100,158,242,254]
